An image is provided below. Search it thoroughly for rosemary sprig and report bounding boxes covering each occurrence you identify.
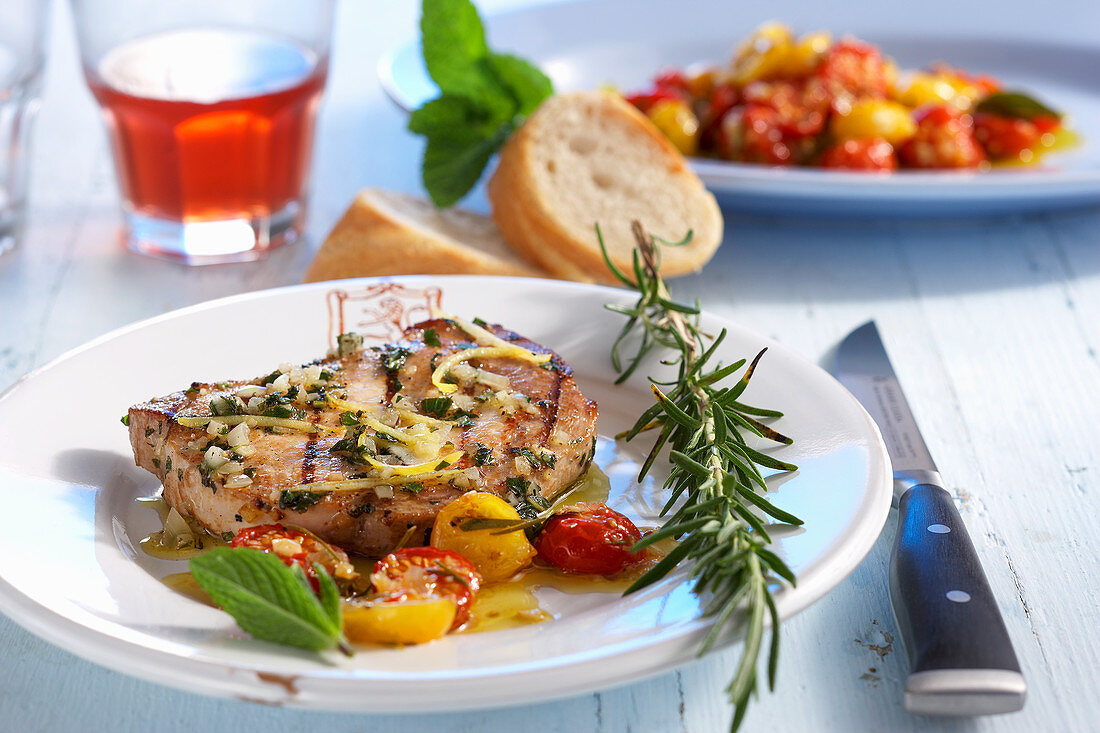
[604,222,802,731]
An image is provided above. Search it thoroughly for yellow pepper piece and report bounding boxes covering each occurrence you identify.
[647,99,700,156]
[896,73,979,111]
[831,100,917,144]
[780,31,831,77]
[729,21,794,84]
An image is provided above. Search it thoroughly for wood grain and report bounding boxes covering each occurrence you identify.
[0,0,1098,731]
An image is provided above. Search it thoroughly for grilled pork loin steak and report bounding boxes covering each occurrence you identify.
[128,319,598,557]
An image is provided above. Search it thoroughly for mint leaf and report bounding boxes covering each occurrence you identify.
[422,121,515,208]
[420,0,510,114]
[420,0,486,87]
[487,53,553,115]
[412,0,554,207]
[409,94,507,143]
[314,562,342,628]
[976,91,1061,121]
[190,547,345,652]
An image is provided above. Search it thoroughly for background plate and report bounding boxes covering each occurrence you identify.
[0,277,891,710]
[379,0,1100,215]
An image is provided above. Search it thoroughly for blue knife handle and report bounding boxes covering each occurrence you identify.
[891,483,1026,715]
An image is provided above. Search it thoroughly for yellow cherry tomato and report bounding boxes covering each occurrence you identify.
[431,492,536,583]
[779,31,831,77]
[685,68,715,99]
[882,59,900,96]
[831,99,917,144]
[896,73,980,111]
[343,598,457,645]
[729,21,794,84]
[646,99,700,156]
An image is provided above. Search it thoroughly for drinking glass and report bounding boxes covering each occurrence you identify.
[0,0,49,256]
[71,0,334,264]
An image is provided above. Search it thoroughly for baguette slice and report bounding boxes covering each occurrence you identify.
[488,91,723,284]
[304,189,545,283]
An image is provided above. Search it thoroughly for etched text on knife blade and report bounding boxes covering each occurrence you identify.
[870,376,937,473]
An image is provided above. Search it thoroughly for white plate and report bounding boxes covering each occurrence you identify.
[379,0,1100,215]
[0,277,891,710]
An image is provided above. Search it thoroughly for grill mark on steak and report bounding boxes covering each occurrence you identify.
[301,410,322,485]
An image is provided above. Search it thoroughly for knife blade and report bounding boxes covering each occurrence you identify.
[834,321,1026,716]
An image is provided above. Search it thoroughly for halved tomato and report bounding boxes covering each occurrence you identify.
[535,503,644,575]
[231,523,357,591]
[343,597,457,645]
[371,547,481,628]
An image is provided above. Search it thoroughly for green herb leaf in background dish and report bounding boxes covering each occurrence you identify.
[412,0,554,207]
[976,91,1062,121]
[190,547,348,654]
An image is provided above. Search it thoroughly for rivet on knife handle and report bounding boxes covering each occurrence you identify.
[891,482,1027,716]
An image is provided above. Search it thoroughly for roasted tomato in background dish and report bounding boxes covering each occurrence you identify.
[623,85,683,115]
[815,39,891,108]
[700,82,740,147]
[371,547,481,628]
[897,105,986,169]
[742,80,829,138]
[972,112,1047,161]
[624,69,692,114]
[535,503,644,575]
[646,98,701,156]
[231,524,357,591]
[719,104,794,164]
[820,138,898,170]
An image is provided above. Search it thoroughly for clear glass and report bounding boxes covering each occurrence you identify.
[71,0,334,264]
[0,0,49,256]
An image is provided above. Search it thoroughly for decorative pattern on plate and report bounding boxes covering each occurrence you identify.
[326,283,443,346]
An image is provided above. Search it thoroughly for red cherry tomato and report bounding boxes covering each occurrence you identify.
[371,547,481,628]
[717,103,797,164]
[820,138,898,170]
[624,87,684,114]
[815,40,890,106]
[1032,115,1060,135]
[231,523,355,592]
[653,69,691,94]
[972,112,1042,160]
[700,82,740,148]
[897,105,986,169]
[930,64,1002,96]
[742,80,828,138]
[535,503,644,575]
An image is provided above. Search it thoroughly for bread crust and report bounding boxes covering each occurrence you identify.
[489,92,723,284]
[304,189,544,283]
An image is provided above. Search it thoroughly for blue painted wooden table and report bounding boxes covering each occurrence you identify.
[1,1,1097,730]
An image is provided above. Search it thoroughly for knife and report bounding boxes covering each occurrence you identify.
[834,321,1026,716]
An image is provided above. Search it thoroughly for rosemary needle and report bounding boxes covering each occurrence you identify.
[602,221,802,732]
